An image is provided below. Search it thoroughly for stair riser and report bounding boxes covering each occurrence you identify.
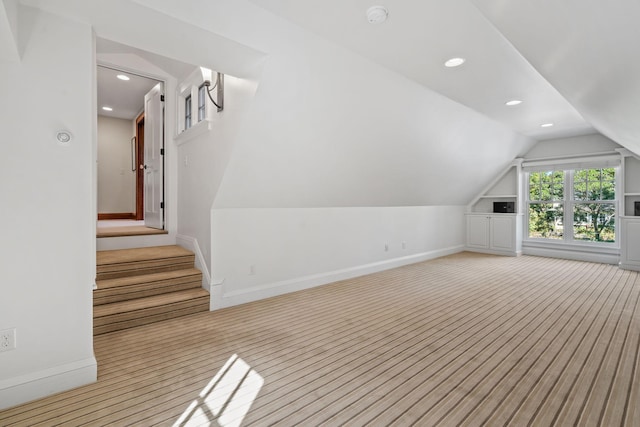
[94,297,210,327]
[94,246,209,336]
[94,303,209,335]
[94,275,203,306]
[97,258,195,281]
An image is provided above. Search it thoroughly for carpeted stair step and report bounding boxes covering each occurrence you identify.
[93,288,209,335]
[94,268,203,306]
[97,245,195,280]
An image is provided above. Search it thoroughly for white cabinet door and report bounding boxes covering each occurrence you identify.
[621,218,640,270]
[467,215,490,249]
[466,213,520,256]
[490,216,515,251]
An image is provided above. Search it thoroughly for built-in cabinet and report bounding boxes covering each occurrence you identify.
[622,154,640,216]
[619,151,640,270]
[465,159,524,256]
[620,217,640,271]
[466,148,640,265]
[466,213,522,256]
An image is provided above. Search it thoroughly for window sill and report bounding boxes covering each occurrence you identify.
[175,119,211,145]
[523,239,619,253]
[523,239,620,264]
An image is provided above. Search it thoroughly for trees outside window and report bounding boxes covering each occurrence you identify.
[529,171,564,239]
[527,168,616,244]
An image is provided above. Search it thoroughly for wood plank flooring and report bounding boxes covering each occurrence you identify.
[1,252,639,426]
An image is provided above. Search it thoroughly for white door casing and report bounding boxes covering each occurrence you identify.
[144,83,164,229]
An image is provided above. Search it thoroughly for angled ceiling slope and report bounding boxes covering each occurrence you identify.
[472,0,640,155]
[247,0,594,141]
[0,0,19,62]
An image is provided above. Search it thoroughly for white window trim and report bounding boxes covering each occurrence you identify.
[176,67,214,138]
[524,162,620,249]
[175,119,212,145]
[197,84,206,122]
[184,94,192,130]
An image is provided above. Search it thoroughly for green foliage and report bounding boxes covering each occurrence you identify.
[528,168,616,243]
[573,203,616,242]
[529,171,564,201]
[529,203,563,239]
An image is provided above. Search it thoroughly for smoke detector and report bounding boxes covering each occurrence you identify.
[366,6,388,24]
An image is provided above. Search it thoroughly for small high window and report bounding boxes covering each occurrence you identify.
[185,94,192,129]
[198,85,206,122]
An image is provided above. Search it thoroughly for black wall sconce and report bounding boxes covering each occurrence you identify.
[203,71,224,112]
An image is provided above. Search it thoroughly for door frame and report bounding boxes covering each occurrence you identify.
[96,63,166,224]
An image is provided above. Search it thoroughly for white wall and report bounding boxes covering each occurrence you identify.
[0,6,96,409]
[20,2,537,307]
[177,75,258,275]
[136,0,536,304]
[523,133,621,159]
[211,206,465,308]
[97,115,135,213]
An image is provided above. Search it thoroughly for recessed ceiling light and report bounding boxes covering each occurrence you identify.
[116,74,130,81]
[366,6,388,24]
[102,106,113,111]
[541,122,554,128]
[444,57,466,68]
[505,100,522,106]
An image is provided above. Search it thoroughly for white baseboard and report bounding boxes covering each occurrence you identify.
[0,357,97,411]
[211,245,464,310]
[464,247,521,257]
[176,234,212,292]
[619,262,640,272]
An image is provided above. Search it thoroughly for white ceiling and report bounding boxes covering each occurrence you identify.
[96,65,159,120]
[246,0,638,147]
[96,38,196,120]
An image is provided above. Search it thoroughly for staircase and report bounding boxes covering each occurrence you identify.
[94,245,210,335]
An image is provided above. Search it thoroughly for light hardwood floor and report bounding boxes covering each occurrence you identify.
[1,252,639,426]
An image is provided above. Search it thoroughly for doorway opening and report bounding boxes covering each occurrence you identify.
[96,65,165,236]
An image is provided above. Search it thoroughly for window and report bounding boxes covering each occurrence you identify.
[528,171,564,240]
[185,94,192,129]
[527,167,617,244]
[198,85,206,122]
[573,168,616,242]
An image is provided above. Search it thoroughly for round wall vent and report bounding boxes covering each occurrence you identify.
[56,130,72,145]
[366,6,388,24]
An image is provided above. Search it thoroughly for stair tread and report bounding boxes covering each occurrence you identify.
[96,268,202,290]
[97,245,193,266]
[94,288,209,318]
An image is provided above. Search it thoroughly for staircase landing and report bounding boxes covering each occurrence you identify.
[94,245,209,335]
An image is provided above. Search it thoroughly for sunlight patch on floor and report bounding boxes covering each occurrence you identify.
[173,354,264,427]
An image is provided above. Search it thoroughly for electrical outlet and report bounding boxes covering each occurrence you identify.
[384,243,389,252]
[402,241,406,249]
[0,328,16,352]
[249,265,256,275]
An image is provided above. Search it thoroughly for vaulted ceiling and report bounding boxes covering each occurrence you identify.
[5,0,639,208]
[11,0,639,153]
[247,0,640,153]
